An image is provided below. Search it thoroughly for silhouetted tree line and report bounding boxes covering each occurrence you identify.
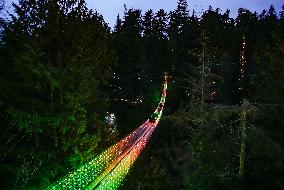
[0,0,283,189]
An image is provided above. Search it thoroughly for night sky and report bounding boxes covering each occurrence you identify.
[85,0,283,27]
[4,0,284,27]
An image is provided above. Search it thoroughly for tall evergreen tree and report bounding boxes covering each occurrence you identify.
[1,1,284,189]
[113,8,143,98]
[153,9,168,40]
[0,0,116,188]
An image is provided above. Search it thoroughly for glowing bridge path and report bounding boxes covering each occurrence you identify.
[46,75,168,190]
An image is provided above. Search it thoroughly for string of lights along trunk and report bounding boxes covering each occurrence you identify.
[46,75,168,190]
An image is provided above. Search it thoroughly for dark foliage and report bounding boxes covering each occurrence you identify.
[0,0,283,189]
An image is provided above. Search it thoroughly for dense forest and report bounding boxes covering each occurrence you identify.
[0,0,284,189]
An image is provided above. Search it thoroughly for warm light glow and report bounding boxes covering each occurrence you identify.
[239,35,246,91]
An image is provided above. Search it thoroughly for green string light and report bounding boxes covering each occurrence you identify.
[46,75,168,190]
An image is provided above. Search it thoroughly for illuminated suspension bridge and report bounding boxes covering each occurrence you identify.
[46,75,168,190]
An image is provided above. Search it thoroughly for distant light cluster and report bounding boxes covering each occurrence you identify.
[105,112,117,133]
[114,98,143,104]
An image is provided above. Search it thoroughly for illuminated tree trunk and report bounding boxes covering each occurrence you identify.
[239,35,246,95]
[239,35,247,176]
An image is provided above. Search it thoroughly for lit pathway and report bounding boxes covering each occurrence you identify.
[46,75,168,190]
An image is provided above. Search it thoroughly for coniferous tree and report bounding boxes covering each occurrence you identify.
[0,0,116,188]
[114,8,143,98]
[1,0,284,189]
[152,9,170,73]
[168,0,192,110]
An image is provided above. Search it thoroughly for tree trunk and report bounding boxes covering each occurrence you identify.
[201,30,205,105]
[51,84,58,147]
[239,99,248,176]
